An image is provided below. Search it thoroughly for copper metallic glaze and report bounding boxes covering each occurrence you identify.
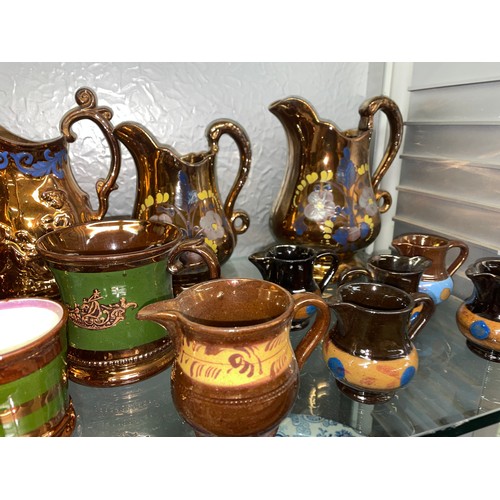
[0,87,120,299]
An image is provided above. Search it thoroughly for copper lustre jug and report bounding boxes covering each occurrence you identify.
[114,119,251,291]
[456,258,500,362]
[137,278,331,436]
[268,95,403,263]
[0,87,121,299]
[391,233,469,304]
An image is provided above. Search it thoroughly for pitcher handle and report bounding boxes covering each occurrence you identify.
[358,95,404,214]
[338,266,372,286]
[407,292,435,341]
[167,236,221,295]
[446,240,469,277]
[291,292,331,370]
[314,251,339,292]
[59,87,121,221]
[206,119,252,235]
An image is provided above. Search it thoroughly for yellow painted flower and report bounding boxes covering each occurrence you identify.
[204,237,218,253]
[320,170,333,182]
[363,214,374,229]
[198,189,214,201]
[357,163,369,175]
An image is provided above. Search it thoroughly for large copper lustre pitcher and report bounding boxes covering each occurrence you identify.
[0,87,121,299]
[269,95,403,265]
[114,119,251,291]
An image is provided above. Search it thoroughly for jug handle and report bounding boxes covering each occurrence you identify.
[358,96,404,214]
[59,87,121,221]
[407,292,436,341]
[292,292,331,370]
[166,236,221,294]
[314,251,340,292]
[206,119,251,236]
[338,266,371,286]
[446,240,470,277]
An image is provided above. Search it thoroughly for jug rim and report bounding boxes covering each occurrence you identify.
[369,254,432,274]
[0,124,67,148]
[165,277,296,338]
[35,219,182,270]
[466,257,500,279]
[268,95,371,143]
[392,232,449,248]
[335,282,414,314]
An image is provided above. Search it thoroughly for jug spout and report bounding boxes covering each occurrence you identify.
[137,300,182,343]
[248,251,272,280]
[114,121,166,168]
[268,96,319,140]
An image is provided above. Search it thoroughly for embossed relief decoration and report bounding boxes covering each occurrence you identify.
[68,289,138,330]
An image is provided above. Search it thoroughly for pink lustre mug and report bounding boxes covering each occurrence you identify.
[0,297,76,437]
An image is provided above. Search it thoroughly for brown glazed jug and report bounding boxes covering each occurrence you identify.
[137,278,331,436]
[391,233,469,304]
[0,87,121,299]
[248,244,339,329]
[323,282,434,404]
[268,95,403,263]
[456,258,500,362]
[114,119,251,292]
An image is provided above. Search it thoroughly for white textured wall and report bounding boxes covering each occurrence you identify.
[0,62,370,259]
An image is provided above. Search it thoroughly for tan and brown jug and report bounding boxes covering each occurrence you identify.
[0,87,121,299]
[114,119,251,292]
[137,278,331,436]
[268,95,403,268]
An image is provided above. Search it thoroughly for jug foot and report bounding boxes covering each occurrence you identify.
[466,340,500,363]
[336,380,395,405]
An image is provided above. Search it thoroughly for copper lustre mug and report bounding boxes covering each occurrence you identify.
[36,219,220,387]
[0,297,76,437]
[137,278,331,436]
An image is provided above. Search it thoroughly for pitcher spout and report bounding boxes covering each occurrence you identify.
[137,300,182,342]
[248,251,272,280]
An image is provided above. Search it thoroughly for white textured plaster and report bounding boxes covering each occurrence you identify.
[0,62,369,259]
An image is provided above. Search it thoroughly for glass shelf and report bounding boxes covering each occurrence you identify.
[68,257,500,437]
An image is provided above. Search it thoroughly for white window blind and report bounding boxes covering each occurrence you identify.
[393,62,500,300]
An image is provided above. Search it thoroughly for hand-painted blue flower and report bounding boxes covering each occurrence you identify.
[304,190,338,222]
[337,147,356,189]
[470,320,491,340]
[327,357,345,379]
[200,210,224,240]
[400,366,416,386]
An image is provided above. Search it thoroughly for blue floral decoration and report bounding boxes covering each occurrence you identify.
[4,149,67,179]
[470,320,490,340]
[400,366,416,386]
[327,357,345,379]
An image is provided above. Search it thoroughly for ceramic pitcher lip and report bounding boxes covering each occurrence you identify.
[269,96,371,143]
[36,219,182,270]
[466,257,500,278]
[0,124,67,148]
[336,282,414,313]
[267,244,317,261]
[146,277,296,340]
[370,254,432,274]
[393,232,449,248]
